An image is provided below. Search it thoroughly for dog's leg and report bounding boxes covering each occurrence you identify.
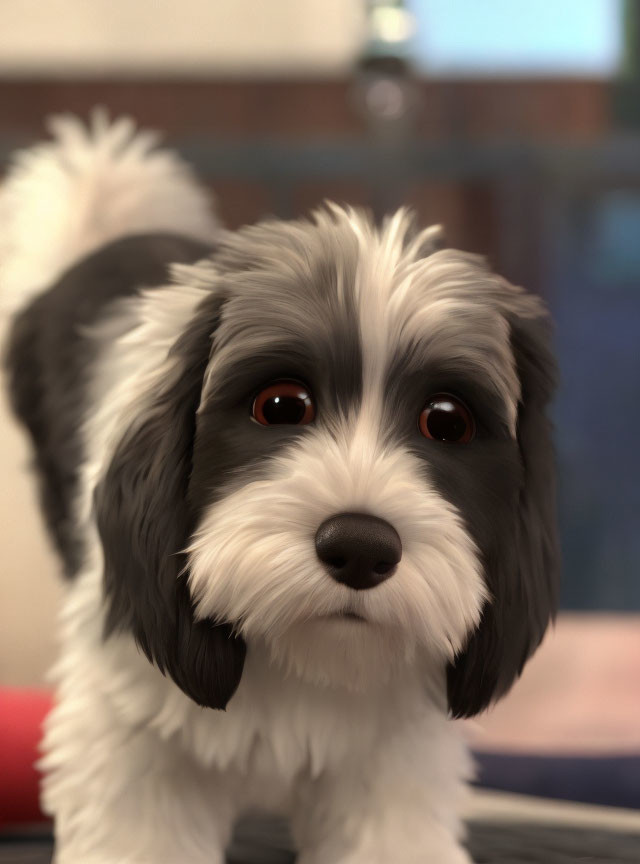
[39,606,239,864]
[291,711,473,864]
[43,699,237,864]
[42,696,237,864]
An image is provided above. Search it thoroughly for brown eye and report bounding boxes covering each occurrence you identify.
[419,394,474,443]
[252,380,315,426]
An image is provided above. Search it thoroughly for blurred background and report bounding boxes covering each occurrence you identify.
[1,0,639,816]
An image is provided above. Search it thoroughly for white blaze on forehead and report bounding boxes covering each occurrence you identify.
[340,206,541,436]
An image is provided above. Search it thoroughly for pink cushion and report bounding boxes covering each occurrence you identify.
[0,688,52,826]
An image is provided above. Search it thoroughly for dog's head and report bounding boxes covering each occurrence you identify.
[95,206,558,717]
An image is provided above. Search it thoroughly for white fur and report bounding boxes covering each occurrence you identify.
[3,120,498,863]
[0,111,218,316]
[340,204,540,437]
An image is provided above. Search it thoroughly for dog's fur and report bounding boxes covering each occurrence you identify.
[2,115,559,864]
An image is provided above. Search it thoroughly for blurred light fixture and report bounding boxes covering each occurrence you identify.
[365,77,407,120]
[369,2,416,45]
[351,0,421,137]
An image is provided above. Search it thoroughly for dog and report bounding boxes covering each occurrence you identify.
[1,114,558,864]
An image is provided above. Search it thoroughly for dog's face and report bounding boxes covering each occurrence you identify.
[96,207,558,718]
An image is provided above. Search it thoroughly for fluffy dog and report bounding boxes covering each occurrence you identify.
[1,115,558,864]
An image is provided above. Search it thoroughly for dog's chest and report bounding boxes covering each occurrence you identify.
[168,647,415,785]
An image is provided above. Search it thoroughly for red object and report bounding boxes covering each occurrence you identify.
[0,688,53,826]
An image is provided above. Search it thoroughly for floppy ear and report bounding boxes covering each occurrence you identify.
[95,294,246,709]
[447,313,560,718]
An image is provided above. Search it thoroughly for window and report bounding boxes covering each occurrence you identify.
[408,0,623,77]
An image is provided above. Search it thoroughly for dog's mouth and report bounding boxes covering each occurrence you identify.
[324,611,366,623]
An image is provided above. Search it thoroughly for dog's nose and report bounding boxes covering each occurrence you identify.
[315,513,402,590]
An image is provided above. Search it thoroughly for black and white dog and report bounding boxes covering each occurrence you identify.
[2,115,558,864]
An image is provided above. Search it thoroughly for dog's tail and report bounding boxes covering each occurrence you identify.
[0,109,219,316]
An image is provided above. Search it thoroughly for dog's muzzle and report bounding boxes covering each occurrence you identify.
[315,512,402,590]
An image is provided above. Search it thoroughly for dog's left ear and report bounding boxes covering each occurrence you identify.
[95,294,246,710]
[447,311,560,718]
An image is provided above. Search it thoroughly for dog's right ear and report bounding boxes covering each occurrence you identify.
[94,293,246,709]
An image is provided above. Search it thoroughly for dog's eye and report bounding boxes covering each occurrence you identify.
[252,380,315,426]
[419,394,474,443]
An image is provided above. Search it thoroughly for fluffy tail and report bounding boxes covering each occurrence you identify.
[0,110,220,316]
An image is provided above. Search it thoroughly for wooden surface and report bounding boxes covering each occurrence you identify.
[0,78,611,142]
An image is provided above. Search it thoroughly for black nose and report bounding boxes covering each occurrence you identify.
[315,512,402,591]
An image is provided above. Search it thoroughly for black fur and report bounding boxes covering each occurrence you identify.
[445,315,560,717]
[94,292,246,710]
[190,335,363,515]
[4,233,212,576]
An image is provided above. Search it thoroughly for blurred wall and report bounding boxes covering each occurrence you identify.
[0,0,363,77]
[0,352,63,686]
